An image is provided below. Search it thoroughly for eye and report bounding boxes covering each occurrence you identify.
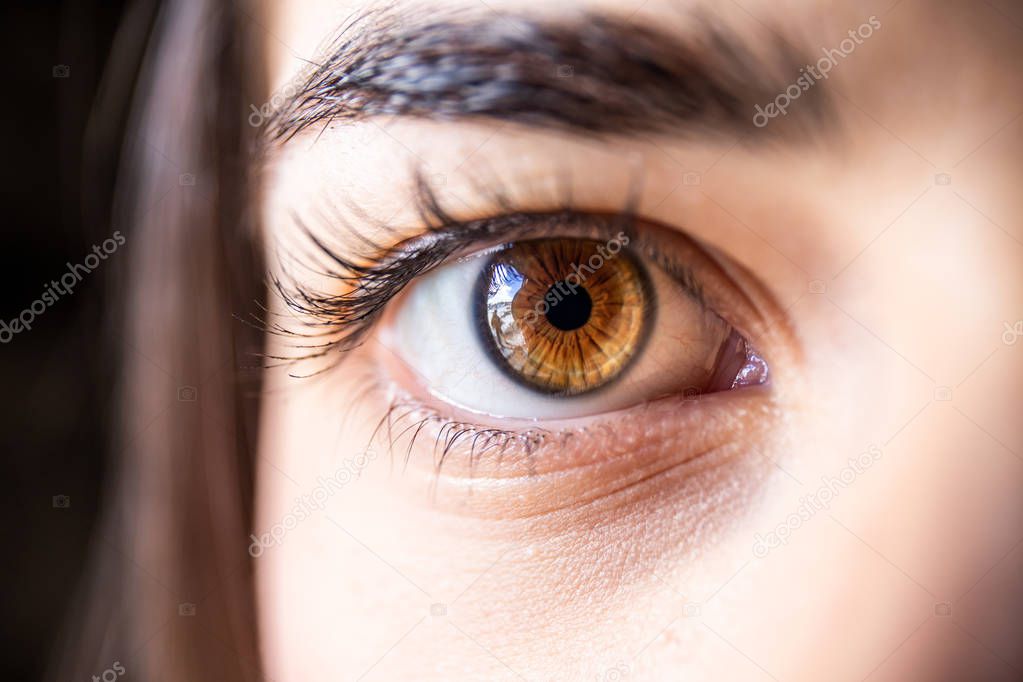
[380,218,768,420]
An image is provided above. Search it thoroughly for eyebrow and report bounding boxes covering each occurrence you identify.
[266,10,831,145]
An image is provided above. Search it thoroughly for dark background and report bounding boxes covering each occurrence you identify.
[2,2,131,679]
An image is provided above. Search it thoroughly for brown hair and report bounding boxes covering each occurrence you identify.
[53,0,267,679]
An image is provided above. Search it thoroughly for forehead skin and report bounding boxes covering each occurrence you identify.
[255,1,1023,681]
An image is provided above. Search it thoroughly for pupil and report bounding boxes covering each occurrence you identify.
[544,282,592,331]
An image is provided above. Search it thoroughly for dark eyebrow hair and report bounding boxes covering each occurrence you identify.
[265,10,831,145]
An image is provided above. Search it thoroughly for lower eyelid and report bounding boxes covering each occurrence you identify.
[368,379,778,519]
[378,336,770,453]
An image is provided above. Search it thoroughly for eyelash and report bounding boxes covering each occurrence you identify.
[265,172,709,376]
[370,391,551,476]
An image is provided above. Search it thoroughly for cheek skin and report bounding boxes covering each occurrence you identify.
[255,352,800,680]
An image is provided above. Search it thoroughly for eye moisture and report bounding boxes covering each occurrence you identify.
[475,238,652,396]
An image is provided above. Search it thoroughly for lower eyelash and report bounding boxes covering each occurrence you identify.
[356,354,646,480]
[370,390,554,478]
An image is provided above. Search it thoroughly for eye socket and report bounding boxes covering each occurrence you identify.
[380,217,769,420]
[476,237,651,396]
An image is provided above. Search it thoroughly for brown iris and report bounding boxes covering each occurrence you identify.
[475,237,651,395]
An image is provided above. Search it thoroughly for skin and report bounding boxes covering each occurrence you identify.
[255,1,1023,680]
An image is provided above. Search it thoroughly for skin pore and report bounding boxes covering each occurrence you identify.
[255,1,1023,680]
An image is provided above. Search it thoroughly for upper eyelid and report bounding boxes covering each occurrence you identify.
[269,168,740,374]
[273,210,634,341]
[271,201,738,377]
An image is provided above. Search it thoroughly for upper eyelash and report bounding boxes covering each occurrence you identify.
[263,171,643,375]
